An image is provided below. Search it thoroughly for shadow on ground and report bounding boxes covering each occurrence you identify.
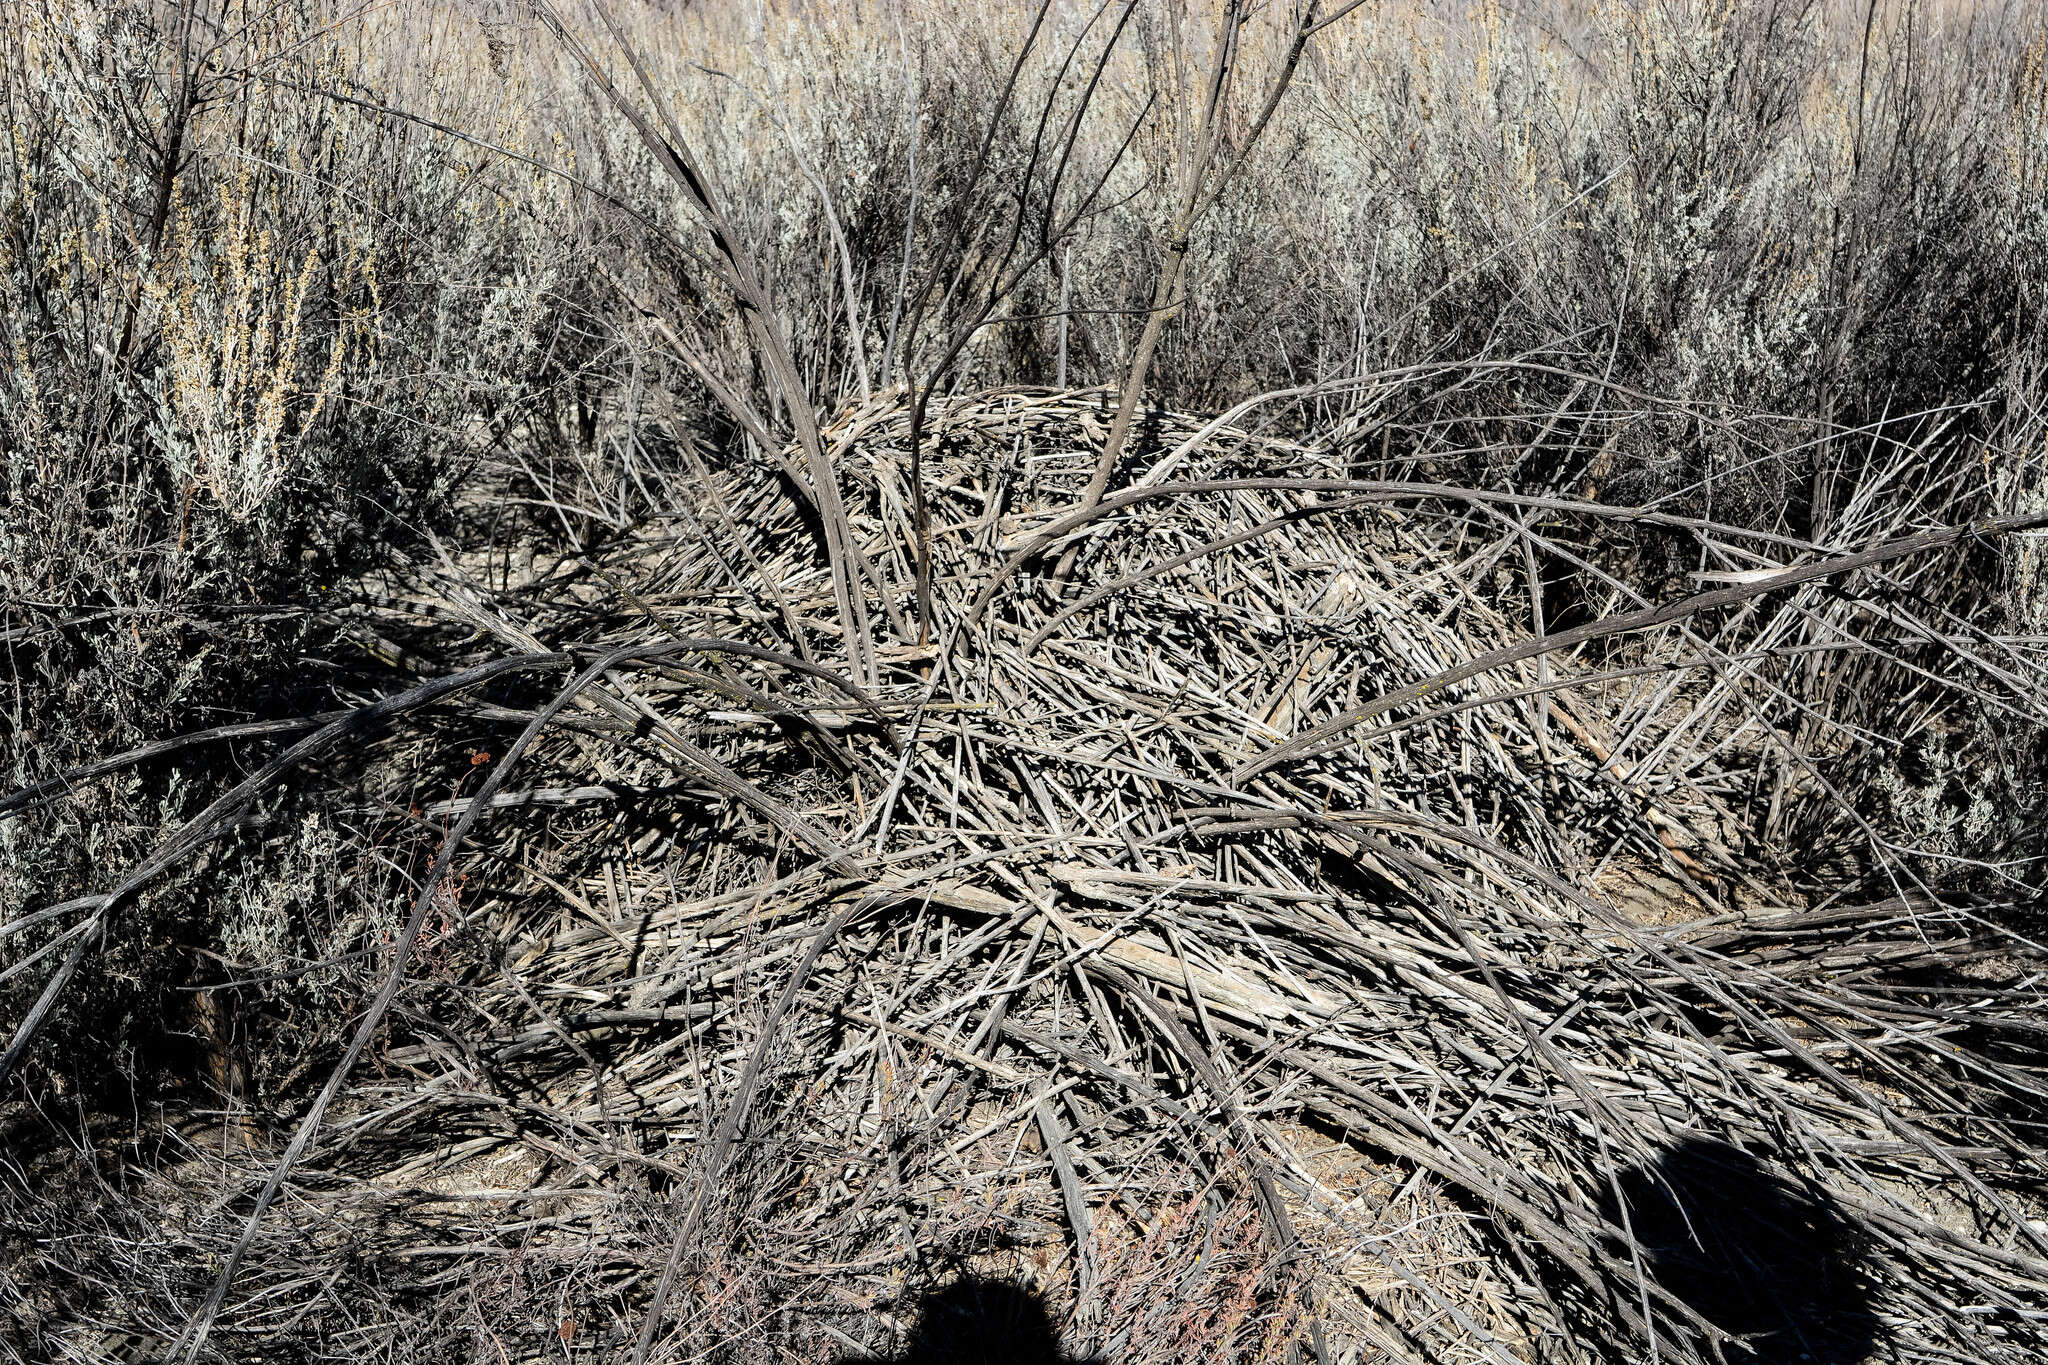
[839,1276,1081,1365]
[1607,1135,1880,1364]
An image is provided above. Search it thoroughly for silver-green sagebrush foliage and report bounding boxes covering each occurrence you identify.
[3,0,588,1073]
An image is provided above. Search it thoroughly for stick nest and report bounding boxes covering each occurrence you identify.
[8,388,2047,1365]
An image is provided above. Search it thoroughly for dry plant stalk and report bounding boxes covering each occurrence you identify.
[145,169,370,521]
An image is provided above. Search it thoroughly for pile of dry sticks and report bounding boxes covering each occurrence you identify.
[10,385,2048,1364]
